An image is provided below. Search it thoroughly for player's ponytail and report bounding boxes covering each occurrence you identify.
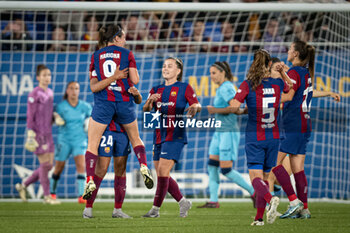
[293,41,315,84]
[306,44,315,84]
[36,64,49,76]
[247,49,271,90]
[221,61,233,81]
[167,57,183,81]
[98,26,107,49]
[98,24,123,49]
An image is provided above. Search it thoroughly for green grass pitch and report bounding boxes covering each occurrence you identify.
[1,201,349,233]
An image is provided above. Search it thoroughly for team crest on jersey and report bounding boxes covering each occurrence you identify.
[171,91,177,96]
[104,147,111,153]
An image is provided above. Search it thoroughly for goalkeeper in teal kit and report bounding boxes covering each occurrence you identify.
[50,81,92,203]
[198,61,255,208]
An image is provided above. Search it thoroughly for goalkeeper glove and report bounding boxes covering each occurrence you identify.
[83,118,90,133]
[53,112,65,126]
[25,129,39,152]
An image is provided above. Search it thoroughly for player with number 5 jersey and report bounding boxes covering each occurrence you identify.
[83,24,153,201]
[231,49,292,225]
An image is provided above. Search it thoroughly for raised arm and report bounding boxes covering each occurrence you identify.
[312,89,341,102]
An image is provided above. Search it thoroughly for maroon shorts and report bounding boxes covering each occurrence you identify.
[35,134,55,155]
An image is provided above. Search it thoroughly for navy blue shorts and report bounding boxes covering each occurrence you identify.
[91,98,136,125]
[279,132,311,155]
[153,141,184,163]
[98,130,131,157]
[245,139,279,173]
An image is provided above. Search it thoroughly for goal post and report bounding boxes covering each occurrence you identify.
[0,2,349,201]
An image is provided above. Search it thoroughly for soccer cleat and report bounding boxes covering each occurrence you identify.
[251,219,264,226]
[51,194,57,199]
[15,183,27,202]
[280,200,304,219]
[78,196,86,204]
[289,208,311,219]
[299,208,311,219]
[83,207,93,218]
[82,179,96,200]
[197,202,220,208]
[142,207,160,218]
[266,196,280,224]
[179,199,192,218]
[140,164,154,189]
[112,208,132,219]
[43,195,61,205]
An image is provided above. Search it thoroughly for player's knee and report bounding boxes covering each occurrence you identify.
[221,167,232,175]
[208,159,219,167]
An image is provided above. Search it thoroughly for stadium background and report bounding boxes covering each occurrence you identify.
[0,2,349,201]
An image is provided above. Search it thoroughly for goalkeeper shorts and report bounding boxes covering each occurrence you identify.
[209,131,240,161]
[55,139,87,161]
[98,130,131,157]
[35,133,54,155]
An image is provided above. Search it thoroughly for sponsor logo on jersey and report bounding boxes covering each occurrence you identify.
[156,102,175,108]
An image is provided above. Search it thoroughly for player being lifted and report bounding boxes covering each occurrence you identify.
[272,41,340,219]
[16,64,64,204]
[142,57,201,218]
[83,24,153,200]
[50,81,92,204]
[231,49,293,225]
[198,61,255,209]
[83,86,142,219]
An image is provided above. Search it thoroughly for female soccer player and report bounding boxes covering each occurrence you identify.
[231,49,293,225]
[142,57,201,218]
[272,41,340,219]
[15,64,64,204]
[49,81,92,203]
[83,24,153,200]
[82,86,142,219]
[198,61,255,209]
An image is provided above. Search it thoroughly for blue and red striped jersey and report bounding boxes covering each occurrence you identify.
[107,119,125,133]
[235,78,288,142]
[283,66,313,133]
[148,81,198,144]
[89,45,136,102]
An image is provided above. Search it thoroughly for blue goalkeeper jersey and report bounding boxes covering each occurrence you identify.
[213,81,239,132]
[55,100,92,142]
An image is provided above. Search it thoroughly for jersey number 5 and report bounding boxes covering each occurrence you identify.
[262,97,276,124]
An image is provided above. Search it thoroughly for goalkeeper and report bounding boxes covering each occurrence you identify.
[15,64,64,204]
[49,81,92,204]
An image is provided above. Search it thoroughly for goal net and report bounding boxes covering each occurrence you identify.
[0,2,349,201]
